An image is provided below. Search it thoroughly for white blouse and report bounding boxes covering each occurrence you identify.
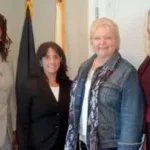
[50,86,60,102]
[79,69,94,143]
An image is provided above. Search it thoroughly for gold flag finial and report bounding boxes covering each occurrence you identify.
[25,0,33,18]
[57,0,63,3]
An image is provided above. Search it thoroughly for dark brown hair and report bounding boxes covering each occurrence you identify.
[36,41,69,82]
[0,14,12,61]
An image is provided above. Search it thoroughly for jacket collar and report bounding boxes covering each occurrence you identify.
[103,51,121,71]
[79,51,121,79]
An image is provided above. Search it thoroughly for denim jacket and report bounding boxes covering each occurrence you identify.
[72,52,144,150]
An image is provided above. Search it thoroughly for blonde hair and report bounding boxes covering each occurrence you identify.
[90,17,120,51]
[144,9,150,55]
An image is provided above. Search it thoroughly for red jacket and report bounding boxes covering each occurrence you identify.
[138,56,150,122]
[138,56,150,150]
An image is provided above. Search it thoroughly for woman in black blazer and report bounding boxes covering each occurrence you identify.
[17,41,72,150]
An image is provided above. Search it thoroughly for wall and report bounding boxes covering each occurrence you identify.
[3,0,149,79]
[0,0,88,79]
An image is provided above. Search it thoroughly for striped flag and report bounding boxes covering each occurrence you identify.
[55,0,66,52]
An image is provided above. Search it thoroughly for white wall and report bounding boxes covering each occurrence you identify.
[65,0,88,78]
[0,0,88,79]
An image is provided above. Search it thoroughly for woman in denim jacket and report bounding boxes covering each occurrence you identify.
[65,18,144,150]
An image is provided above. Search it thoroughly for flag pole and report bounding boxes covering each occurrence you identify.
[55,0,66,52]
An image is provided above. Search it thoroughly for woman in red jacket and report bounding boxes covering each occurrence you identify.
[138,9,150,150]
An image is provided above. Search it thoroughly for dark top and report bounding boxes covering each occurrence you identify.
[17,76,72,150]
[138,56,150,106]
[138,56,150,149]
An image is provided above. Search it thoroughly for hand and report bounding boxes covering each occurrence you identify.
[12,131,18,150]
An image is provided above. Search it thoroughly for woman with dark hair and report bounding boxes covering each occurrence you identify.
[17,41,72,150]
[0,14,17,150]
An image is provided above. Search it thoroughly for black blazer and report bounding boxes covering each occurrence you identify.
[17,76,72,150]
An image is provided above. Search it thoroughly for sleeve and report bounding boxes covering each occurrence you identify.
[9,60,17,131]
[17,78,33,150]
[10,87,17,131]
[118,69,145,150]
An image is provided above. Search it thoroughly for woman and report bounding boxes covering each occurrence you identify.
[17,41,72,150]
[0,14,17,150]
[65,18,144,150]
[138,9,150,150]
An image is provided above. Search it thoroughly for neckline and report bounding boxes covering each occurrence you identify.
[50,86,59,88]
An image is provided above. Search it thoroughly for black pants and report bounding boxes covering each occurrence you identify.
[79,141,117,150]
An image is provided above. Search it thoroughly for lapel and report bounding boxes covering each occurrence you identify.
[138,56,150,78]
[58,82,63,103]
[38,76,58,104]
[58,81,70,105]
[38,76,70,105]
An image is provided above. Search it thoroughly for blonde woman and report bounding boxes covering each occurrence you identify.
[138,9,150,150]
[65,18,144,150]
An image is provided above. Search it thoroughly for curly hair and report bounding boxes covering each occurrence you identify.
[0,14,12,61]
[144,9,150,55]
[36,41,69,82]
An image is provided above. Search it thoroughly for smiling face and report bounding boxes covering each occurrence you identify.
[91,26,118,59]
[41,47,61,76]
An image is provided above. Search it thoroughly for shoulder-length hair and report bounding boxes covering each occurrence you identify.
[0,14,12,61]
[144,9,150,55]
[36,41,69,82]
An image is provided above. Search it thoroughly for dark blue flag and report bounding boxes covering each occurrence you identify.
[16,6,36,102]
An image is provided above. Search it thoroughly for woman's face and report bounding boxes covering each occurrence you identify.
[41,47,61,76]
[91,26,118,59]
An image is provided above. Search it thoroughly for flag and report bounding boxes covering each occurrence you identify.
[16,0,36,102]
[55,0,66,52]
